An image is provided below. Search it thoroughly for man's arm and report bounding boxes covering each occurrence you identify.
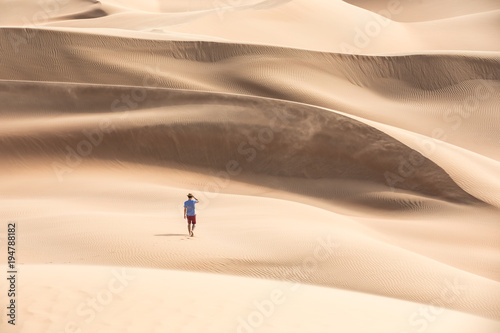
[194,196,199,203]
[184,207,187,219]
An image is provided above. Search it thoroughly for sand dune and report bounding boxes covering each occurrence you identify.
[1,0,499,332]
[0,80,486,206]
[10,265,500,333]
[2,28,499,160]
[345,0,500,22]
[3,0,500,53]
[2,168,500,320]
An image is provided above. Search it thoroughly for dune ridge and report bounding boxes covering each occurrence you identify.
[2,27,499,161]
[344,0,500,22]
[0,80,486,207]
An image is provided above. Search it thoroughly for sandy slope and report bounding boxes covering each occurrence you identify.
[1,168,500,322]
[344,0,500,22]
[1,0,500,332]
[2,0,500,53]
[2,29,499,161]
[4,265,500,333]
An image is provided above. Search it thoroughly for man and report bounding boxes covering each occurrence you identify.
[183,193,199,237]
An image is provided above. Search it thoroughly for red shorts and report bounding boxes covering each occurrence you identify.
[187,215,196,224]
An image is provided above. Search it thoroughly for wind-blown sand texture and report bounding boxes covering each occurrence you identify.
[1,0,499,332]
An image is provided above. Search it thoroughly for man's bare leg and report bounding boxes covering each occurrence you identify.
[191,223,195,237]
[188,223,193,237]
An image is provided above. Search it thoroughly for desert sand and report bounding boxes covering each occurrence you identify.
[1,0,499,332]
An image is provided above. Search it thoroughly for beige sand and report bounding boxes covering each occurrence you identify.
[1,0,499,332]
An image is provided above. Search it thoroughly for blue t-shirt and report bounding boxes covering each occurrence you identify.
[184,200,196,216]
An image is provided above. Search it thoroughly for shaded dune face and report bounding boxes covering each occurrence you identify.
[55,8,109,20]
[1,29,499,163]
[0,81,481,205]
[1,28,500,88]
[1,29,495,206]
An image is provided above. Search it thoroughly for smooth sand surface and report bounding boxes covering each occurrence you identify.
[1,0,499,332]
